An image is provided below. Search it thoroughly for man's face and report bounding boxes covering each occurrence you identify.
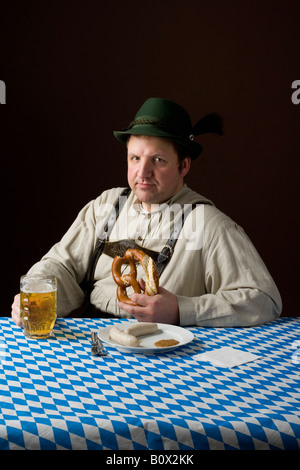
[127,135,190,211]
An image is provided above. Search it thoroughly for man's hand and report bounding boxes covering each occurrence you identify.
[11,293,22,326]
[118,279,180,325]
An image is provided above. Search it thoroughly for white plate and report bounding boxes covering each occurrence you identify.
[97,322,194,354]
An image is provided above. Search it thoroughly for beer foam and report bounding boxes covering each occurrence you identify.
[22,281,56,293]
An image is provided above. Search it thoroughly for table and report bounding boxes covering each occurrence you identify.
[0,317,299,450]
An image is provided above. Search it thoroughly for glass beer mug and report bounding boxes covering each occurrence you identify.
[20,274,57,339]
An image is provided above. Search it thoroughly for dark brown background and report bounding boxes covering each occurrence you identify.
[1,0,299,317]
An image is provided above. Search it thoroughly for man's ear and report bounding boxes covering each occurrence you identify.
[180,157,191,178]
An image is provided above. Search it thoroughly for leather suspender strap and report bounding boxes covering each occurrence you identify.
[82,188,204,293]
[155,202,200,276]
[103,240,159,261]
[81,187,131,294]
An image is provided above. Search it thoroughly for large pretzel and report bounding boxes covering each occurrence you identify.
[112,248,159,306]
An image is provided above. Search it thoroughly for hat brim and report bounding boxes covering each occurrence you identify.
[113,124,202,160]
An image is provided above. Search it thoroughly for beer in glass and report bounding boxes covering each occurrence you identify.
[20,275,57,339]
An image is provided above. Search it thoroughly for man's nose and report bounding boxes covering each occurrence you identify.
[138,159,153,178]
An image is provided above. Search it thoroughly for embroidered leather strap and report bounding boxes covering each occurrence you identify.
[155,202,199,276]
[81,187,131,294]
[103,240,159,260]
[82,187,203,294]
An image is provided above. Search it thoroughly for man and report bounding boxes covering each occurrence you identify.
[11,98,282,327]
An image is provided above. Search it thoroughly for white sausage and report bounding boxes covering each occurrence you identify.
[124,322,158,337]
[109,326,140,347]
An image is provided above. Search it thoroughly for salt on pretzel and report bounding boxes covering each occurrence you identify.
[112,248,159,306]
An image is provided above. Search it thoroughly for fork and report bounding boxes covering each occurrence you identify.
[91,332,108,356]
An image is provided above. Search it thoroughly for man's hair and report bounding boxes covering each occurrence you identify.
[170,141,191,170]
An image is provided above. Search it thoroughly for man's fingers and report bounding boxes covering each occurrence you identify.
[138,278,146,291]
[11,293,22,326]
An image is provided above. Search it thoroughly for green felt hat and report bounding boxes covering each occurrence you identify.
[113,97,223,160]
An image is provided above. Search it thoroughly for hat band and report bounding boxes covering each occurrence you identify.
[127,118,188,139]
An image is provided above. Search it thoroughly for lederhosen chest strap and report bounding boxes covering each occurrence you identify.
[81,188,203,295]
[102,239,159,261]
[81,187,131,295]
[155,202,199,275]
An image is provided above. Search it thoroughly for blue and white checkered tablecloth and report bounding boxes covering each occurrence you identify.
[0,317,299,450]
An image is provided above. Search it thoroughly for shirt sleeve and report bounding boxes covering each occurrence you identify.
[177,222,282,327]
[27,199,97,316]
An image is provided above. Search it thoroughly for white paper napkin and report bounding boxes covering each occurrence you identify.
[193,346,261,368]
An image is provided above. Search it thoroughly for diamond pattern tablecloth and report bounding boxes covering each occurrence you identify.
[0,317,299,450]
